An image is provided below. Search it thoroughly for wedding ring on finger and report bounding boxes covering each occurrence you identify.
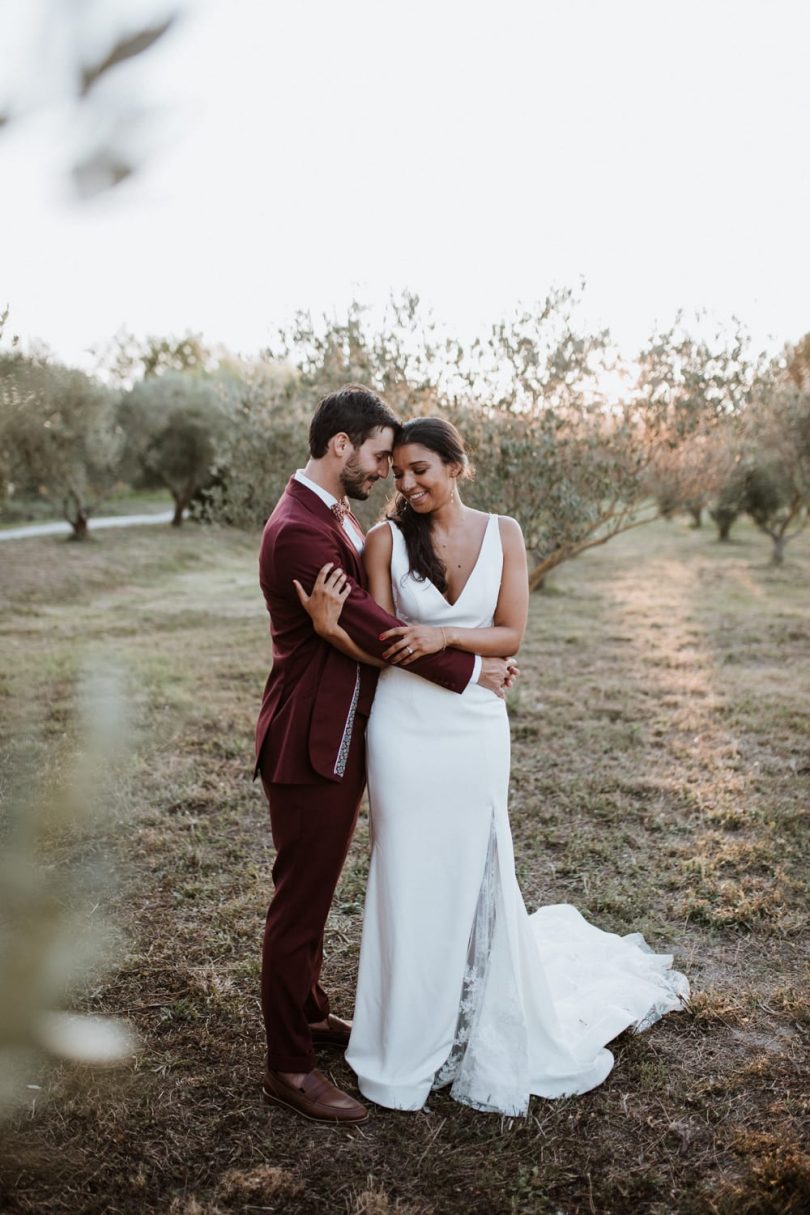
[407,646,414,656]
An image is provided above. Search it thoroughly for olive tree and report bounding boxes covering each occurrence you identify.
[119,371,231,526]
[739,380,810,564]
[709,458,748,541]
[445,291,640,587]
[650,424,745,530]
[456,397,658,589]
[638,318,756,527]
[0,354,122,538]
[451,305,754,588]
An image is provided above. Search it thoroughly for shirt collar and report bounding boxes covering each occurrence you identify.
[293,469,346,512]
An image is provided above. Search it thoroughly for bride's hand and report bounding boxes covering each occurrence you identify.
[379,624,445,665]
[293,563,351,636]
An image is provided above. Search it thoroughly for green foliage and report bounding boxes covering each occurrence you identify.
[97,330,212,385]
[706,337,810,550]
[262,290,667,583]
[215,293,450,529]
[742,461,789,528]
[6,294,802,584]
[218,294,765,586]
[453,396,654,587]
[0,353,122,537]
[191,359,305,527]
[454,306,757,585]
[635,315,755,439]
[739,451,808,564]
[649,427,743,531]
[267,292,444,415]
[119,371,231,525]
[639,318,758,535]
[709,460,748,540]
[730,351,810,562]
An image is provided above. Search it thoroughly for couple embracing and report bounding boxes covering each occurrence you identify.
[254,385,688,1126]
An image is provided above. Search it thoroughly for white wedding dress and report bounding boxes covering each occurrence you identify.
[345,516,689,1116]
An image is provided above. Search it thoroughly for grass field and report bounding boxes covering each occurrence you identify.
[0,515,807,1214]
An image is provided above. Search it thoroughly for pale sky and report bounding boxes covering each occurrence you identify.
[1,0,808,368]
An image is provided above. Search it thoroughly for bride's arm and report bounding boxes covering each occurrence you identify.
[380,517,528,665]
[294,522,396,668]
[362,522,396,613]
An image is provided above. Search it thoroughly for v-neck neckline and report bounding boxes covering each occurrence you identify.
[431,514,493,608]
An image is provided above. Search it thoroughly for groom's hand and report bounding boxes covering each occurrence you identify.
[477,656,520,698]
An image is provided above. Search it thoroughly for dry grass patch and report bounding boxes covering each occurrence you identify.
[0,517,808,1215]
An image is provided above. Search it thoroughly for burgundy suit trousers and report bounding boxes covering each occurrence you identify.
[259,715,367,1072]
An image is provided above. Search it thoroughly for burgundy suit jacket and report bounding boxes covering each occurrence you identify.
[255,477,476,784]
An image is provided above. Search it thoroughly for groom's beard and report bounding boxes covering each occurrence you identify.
[340,454,379,501]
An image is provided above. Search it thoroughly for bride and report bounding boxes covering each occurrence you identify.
[303,416,689,1116]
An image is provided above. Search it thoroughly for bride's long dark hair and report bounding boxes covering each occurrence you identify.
[387,417,474,593]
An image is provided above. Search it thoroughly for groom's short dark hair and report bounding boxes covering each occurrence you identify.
[309,385,401,458]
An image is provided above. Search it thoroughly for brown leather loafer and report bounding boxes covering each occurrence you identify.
[262,1068,368,1125]
[309,1013,352,1049]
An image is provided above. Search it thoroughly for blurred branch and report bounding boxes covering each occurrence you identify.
[0,1,181,197]
[80,16,175,96]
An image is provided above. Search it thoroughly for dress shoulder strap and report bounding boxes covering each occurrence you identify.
[387,519,408,578]
[480,512,499,554]
[484,513,504,580]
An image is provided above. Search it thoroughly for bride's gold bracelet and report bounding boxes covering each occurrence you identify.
[440,628,448,651]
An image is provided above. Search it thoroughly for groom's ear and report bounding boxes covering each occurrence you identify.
[329,432,352,457]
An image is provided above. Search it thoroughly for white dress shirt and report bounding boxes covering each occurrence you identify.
[294,468,364,553]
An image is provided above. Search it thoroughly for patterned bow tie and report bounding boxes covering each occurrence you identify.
[331,500,350,523]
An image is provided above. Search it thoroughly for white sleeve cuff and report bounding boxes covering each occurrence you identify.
[468,654,482,688]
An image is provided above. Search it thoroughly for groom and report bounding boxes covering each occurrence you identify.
[256,384,513,1124]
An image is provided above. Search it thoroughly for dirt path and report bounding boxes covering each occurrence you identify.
[0,511,175,540]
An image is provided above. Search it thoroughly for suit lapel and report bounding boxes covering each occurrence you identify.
[285,477,366,580]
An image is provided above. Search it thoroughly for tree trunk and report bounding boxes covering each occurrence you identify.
[770,533,786,565]
[69,509,90,541]
[711,506,738,542]
[688,505,703,528]
[171,496,185,527]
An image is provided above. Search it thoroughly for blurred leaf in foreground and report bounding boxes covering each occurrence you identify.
[0,663,136,1119]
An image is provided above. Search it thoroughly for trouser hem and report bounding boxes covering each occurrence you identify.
[266,1051,316,1074]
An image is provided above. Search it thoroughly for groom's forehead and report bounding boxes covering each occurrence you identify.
[363,425,396,453]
